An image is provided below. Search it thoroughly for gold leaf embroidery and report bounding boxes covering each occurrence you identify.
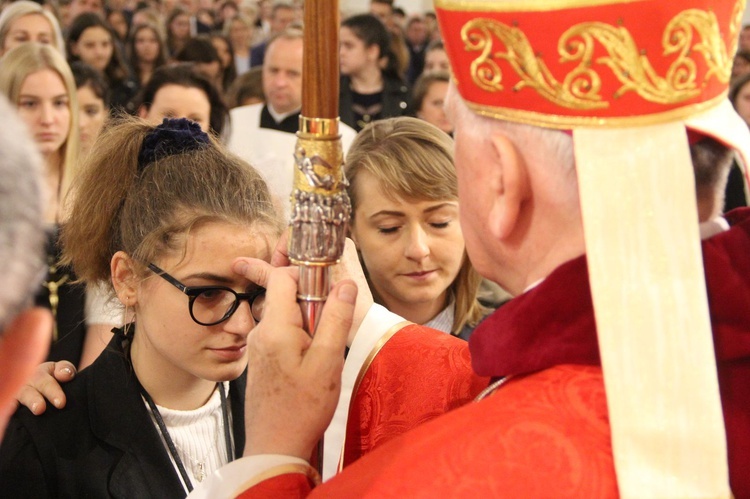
[461,6,733,110]
[462,19,607,109]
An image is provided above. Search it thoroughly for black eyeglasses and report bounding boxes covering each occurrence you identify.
[148,263,265,326]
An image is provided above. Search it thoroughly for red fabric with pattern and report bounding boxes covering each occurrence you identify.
[238,210,750,498]
[435,0,738,124]
[343,324,489,467]
[236,473,312,499]
[320,365,617,498]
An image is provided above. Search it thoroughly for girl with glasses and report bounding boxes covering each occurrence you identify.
[0,117,283,497]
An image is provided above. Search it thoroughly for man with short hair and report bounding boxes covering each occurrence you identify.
[228,29,355,217]
[0,95,52,441]
[250,1,298,67]
[369,0,394,30]
[65,0,104,26]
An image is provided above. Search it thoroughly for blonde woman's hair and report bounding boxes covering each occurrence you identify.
[0,1,65,56]
[0,42,80,219]
[61,115,284,289]
[345,116,486,335]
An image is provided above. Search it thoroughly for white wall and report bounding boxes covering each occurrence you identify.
[343,0,750,24]
[341,0,434,17]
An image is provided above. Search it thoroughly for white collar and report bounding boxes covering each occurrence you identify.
[267,104,299,124]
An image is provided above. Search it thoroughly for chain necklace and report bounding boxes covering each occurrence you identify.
[172,406,222,483]
[474,375,514,402]
[138,381,233,492]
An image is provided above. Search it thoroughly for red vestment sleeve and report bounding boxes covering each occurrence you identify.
[342,325,489,467]
[317,365,618,498]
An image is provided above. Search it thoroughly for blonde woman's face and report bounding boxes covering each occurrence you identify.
[350,170,465,322]
[17,69,71,157]
[2,14,54,55]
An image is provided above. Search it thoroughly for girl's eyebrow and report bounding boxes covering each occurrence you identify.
[182,272,234,284]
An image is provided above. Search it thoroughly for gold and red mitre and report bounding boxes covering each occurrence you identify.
[435,0,744,129]
[436,1,747,498]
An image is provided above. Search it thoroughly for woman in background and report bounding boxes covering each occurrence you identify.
[224,14,254,75]
[412,71,452,135]
[0,43,87,362]
[210,32,237,94]
[339,14,411,131]
[0,0,64,56]
[66,12,138,112]
[165,7,191,58]
[346,117,487,338]
[174,36,224,92]
[71,61,109,158]
[127,22,167,88]
[423,39,449,74]
[136,63,229,137]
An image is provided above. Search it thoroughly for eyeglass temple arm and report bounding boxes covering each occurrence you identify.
[147,263,188,293]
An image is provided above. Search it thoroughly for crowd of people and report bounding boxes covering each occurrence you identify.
[0,0,462,375]
[0,0,748,497]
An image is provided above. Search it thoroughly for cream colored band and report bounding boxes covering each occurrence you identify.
[575,124,730,497]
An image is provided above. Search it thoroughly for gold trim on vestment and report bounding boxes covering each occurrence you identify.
[435,0,643,13]
[336,320,413,474]
[465,91,728,129]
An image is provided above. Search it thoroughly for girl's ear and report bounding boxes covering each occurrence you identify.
[111,251,138,306]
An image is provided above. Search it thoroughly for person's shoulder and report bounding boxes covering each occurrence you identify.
[356,323,488,407]
[229,103,264,131]
[328,364,617,498]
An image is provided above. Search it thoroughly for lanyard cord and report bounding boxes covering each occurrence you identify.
[137,380,233,492]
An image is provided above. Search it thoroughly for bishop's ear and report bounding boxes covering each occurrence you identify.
[486,131,530,240]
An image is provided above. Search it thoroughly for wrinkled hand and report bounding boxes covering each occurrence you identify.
[234,232,373,346]
[16,361,76,415]
[241,264,356,460]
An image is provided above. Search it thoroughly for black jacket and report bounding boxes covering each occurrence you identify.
[339,74,411,131]
[0,335,246,498]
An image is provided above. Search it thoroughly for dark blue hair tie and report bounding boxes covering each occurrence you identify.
[137,118,210,171]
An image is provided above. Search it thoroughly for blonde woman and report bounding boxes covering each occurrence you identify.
[0,0,65,56]
[0,43,91,364]
[346,116,488,338]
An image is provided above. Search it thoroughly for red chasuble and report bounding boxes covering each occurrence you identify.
[239,208,750,498]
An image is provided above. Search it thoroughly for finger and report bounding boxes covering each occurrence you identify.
[247,266,309,354]
[306,280,357,361]
[260,266,303,328]
[14,360,57,414]
[28,364,68,410]
[232,257,275,288]
[15,385,48,415]
[53,361,76,382]
[270,228,291,267]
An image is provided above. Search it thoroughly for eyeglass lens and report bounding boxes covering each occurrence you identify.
[191,288,265,325]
